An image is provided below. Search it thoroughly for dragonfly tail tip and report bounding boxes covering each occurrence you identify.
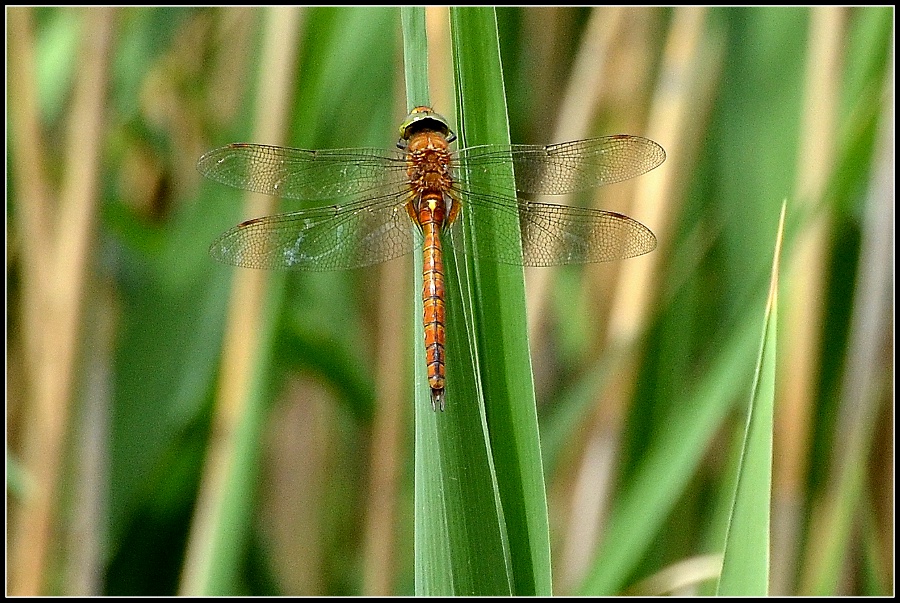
[431,389,445,412]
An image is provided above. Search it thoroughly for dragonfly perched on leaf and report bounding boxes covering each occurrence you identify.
[198,106,665,411]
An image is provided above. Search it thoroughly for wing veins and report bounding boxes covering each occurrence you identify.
[211,189,417,270]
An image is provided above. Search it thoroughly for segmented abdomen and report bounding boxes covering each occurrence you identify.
[419,197,446,411]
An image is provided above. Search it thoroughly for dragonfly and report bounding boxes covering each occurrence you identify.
[198,106,665,411]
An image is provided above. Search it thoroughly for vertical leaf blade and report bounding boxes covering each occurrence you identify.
[716,203,784,595]
[404,9,512,596]
[450,7,552,596]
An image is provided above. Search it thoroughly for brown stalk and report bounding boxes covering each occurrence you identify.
[525,7,627,343]
[772,7,844,595]
[8,7,116,595]
[796,51,894,596]
[178,7,304,595]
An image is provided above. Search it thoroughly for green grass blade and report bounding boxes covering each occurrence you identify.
[716,203,784,595]
[403,7,552,595]
[404,9,512,596]
[401,7,429,107]
[450,7,552,596]
[399,7,431,413]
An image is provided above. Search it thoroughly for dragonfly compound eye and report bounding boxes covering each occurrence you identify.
[399,106,455,143]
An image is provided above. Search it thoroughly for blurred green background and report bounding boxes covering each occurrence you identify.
[6,6,893,596]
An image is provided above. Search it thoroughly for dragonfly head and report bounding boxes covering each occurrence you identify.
[397,106,456,148]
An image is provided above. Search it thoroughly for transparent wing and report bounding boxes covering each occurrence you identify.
[447,187,657,266]
[209,191,420,271]
[198,143,409,201]
[201,133,664,270]
[454,135,665,195]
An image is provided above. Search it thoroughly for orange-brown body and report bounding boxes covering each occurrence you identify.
[403,124,460,411]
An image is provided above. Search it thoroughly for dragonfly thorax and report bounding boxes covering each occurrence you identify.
[405,132,454,198]
[402,129,460,232]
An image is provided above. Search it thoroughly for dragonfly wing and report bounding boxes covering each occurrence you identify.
[449,188,657,266]
[444,190,525,266]
[210,193,420,271]
[516,199,657,265]
[198,144,408,201]
[455,136,665,195]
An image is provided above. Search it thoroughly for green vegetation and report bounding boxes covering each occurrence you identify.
[7,6,892,596]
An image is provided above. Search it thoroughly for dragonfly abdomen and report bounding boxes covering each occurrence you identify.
[416,194,447,411]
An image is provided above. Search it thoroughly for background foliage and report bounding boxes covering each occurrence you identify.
[7,6,893,596]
